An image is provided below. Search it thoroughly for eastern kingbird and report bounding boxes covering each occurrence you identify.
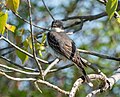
[47,20,90,83]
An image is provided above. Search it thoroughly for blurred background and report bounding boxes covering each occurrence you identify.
[0,0,120,97]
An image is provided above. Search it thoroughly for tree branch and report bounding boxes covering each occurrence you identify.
[27,0,44,79]
[42,0,55,20]
[43,58,59,77]
[0,56,38,72]
[62,12,107,21]
[37,79,69,95]
[78,49,120,61]
[0,63,39,75]
[69,66,120,97]
[12,11,49,31]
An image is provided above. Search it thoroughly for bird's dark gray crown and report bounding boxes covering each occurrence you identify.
[51,20,63,29]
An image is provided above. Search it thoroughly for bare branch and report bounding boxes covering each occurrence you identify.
[0,56,38,72]
[62,12,107,21]
[0,63,39,75]
[34,81,42,93]
[0,71,36,81]
[27,0,44,79]
[12,11,49,31]
[37,79,69,95]
[86,89,101,97]
[69,77,83,97]
[48,64,74,73]
[87,67,120,97]
[62,12,107,30]
[43,58,59,77]
[78,49,120,61]
[69,74,108,97]
[42,0,55,20]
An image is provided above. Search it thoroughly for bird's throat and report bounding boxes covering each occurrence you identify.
[51,27,64,32]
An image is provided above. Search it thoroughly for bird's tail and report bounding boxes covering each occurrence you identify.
[77,62,93,86]
[72,55,91,84]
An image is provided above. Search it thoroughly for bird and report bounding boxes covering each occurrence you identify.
[47,20,90,83]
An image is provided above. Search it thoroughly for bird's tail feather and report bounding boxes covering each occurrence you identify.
[80,67,93,87]
[72,56,93,86]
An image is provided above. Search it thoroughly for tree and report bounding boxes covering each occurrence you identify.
[0,0,120,97]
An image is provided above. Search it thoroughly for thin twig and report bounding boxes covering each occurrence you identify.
[34,81,42,93]
[1,49,14,56]
[0,46,13,51]
[48,64,74,73]
[0,56,38,72]
[62,12,107,29]
[64,21,82,29]
[27,0,44,79]
[12,11,50,31]
[0,63,39,75]
[43,58,59,76]
[0,68,12,73]
[0,71,36,81]
[62,12,107,21]
[42,0,55,20]
[78,49,120,61]
[37,79,69,95]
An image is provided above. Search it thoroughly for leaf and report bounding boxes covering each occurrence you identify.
[23,39,29,49]
[23,36,32,50]
[106,0,118,19]
[41,33,46,43]
[39,45,45,51]
[16,50,28,64]
[0,11,8,34]
[116,11,120,23]
[39,50,42,57]
[27,36,32,49]
[6,0,20,13]
[5,24,16,32]
[116,18,120,23]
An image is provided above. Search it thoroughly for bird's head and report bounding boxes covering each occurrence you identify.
[51,20,64,30]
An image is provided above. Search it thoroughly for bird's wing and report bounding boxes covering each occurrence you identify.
[47,31,63,55]
[47,31,76,59]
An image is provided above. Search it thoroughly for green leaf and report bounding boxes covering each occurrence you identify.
[5,24,16,32]
[116,11,120,23]
[6,0,20,13]
[0,11,8,34]
[27,36,32,49]
[23,39,29,49]
[16,50,28,64]
[23,36,32,50]
[41,33,46,43]
[106,0,118,19]
[39,45,45,51]
[116,18,120,23]
[39,50,42,57]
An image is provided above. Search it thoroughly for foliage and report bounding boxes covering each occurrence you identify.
[106,0,118,19]
[0,11,8,34]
